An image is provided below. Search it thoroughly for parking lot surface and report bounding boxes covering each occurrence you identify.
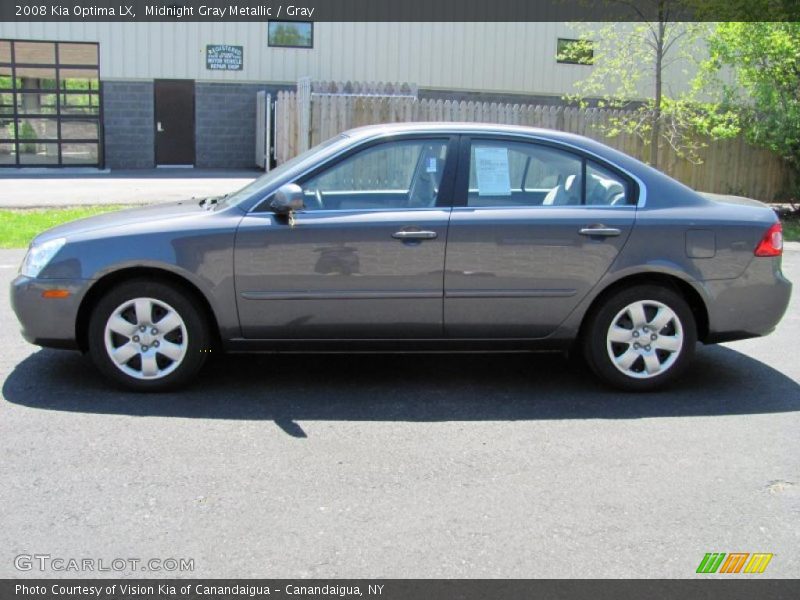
[0,246,798,578]
[0,169,259,208]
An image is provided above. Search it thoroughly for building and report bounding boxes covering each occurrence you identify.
[0,22,686,170]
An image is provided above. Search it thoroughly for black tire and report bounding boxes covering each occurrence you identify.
[88,279,210,392]
[583,284,697,392]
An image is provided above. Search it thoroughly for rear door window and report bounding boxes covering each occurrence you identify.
[467,140,583,207]
[465,138,636,207]
[586,160,634,206]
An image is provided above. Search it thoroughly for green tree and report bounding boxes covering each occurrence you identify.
[270,24,310,47]
[562,1,709,168]
[18,121,37,153]
[695,22,800,200]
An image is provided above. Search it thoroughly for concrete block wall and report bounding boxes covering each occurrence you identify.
[102,81,155,169]
[195,82,289,169]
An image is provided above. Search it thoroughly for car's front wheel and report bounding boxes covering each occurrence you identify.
[583,284,697,391]
[88,279,210,391]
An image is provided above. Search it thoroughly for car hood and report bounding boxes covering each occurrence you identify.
[698,191,770,209]
[35,200,208,243]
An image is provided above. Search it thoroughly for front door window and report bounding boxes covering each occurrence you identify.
[300,139,449,210]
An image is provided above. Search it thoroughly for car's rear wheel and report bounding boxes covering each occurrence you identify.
[583,284,696,391]
[88,279,209,392]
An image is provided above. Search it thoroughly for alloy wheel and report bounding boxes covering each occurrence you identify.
[103,297,188,380]
[606,299,684,379]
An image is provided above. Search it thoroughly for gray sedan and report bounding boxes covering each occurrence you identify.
[10,124,792,392]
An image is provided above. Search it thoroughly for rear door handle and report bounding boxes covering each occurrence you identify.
[579,226,621,237]
[392,230,438,240]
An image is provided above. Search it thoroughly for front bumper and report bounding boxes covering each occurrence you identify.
[10,275,92,349]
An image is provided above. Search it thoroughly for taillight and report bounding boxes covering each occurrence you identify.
[754,222,783,257]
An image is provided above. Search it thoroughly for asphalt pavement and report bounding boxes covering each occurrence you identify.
[0,246,798,578]
[0,169,260,208]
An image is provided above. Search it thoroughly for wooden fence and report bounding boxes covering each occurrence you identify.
[273,91,790,202]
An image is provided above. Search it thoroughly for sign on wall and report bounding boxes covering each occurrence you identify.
[206,45,243,70]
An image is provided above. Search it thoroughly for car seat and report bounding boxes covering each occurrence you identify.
[543,172,582,205]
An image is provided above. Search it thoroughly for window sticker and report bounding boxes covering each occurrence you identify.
[474,147,511,196]
[426,157,438,173]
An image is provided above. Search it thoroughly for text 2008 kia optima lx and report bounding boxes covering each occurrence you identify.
[10,124,792,392]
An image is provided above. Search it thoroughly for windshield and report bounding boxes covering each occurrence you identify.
[218,135,350,208]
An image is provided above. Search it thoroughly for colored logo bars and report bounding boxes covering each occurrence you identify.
[696,553,773,574]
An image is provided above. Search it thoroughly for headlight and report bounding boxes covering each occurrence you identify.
[20,237,66,278]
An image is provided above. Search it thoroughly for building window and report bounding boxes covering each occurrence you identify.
[556,38,594,65]
[0,39,101,167]
[268,21,313,49]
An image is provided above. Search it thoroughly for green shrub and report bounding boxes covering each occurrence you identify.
[18,121,37,153]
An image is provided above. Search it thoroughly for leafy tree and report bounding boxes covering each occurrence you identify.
[270,24,311,47]
[695,22,800,200]
[561,0,708,168]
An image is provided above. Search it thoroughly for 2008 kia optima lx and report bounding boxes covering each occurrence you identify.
[10,124,792,391]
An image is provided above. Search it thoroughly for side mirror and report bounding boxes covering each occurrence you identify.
[270,183,305,215]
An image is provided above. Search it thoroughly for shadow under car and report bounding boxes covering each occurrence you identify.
[3,345,799,438]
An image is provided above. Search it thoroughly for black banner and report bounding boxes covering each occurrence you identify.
[2,0,799,22]
[3,580,800,600]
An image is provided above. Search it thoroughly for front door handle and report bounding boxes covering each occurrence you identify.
[579,226,621,237]
[392,230,438,240]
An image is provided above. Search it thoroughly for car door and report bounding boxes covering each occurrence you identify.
[444,135,637,338]
[235,136,457,339]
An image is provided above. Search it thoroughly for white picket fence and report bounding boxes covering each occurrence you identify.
[254,91,272,170]
[270,90,790,202]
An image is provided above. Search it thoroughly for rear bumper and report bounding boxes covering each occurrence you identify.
[10,275,90,350]
[702,257,792,343]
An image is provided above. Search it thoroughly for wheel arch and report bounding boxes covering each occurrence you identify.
[76,267,222,352]
[579,272,710,344]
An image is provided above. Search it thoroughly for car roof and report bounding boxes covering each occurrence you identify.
[342,122,591,144]
[341,122,647,169]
